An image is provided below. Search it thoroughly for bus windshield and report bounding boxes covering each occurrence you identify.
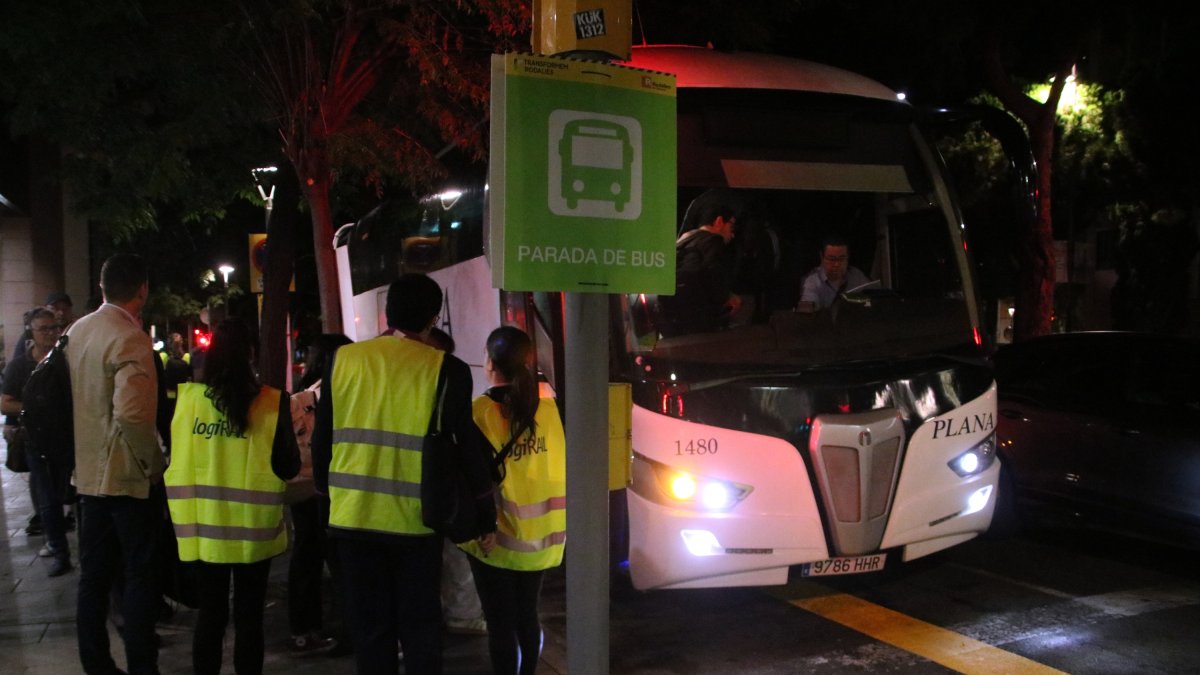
[619,90,977,377]
[345,184,485,296]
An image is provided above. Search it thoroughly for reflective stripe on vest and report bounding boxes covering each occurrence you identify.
[332,427,425,449]
[495,529,567,554]
[173,520,286,542]
[461,396,566,571]
[166,484,284,505]
[498,494,567,520]
[165,383,286,563]
[328,335,443,536]
[327,471,421,498]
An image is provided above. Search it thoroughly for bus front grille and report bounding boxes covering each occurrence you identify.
[809,409,905,556]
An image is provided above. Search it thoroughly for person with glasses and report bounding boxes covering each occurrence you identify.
[800,233,872,309]
[1,307,72,576]
[8,292,73,364]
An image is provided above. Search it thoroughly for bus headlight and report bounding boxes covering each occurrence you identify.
[701,482,734,510]
[670,474,697,500]
[947,432,997,477]
[632,452,753,512]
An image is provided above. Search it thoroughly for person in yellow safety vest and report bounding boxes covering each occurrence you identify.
[165,317,299,675]
[311,273,497,675]
[460,326,566,675]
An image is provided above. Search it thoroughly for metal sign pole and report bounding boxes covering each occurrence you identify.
[522,4,640,671]
[564,290,609,673]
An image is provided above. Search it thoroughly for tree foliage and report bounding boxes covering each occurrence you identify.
[941,30,1199,335]
[233,0,530,333]
[0,1,274,238]
[1,0,280,354]
[3,0,533,385]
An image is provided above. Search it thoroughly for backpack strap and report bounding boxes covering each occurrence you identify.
[429,369,448,435]
[676,228,704,252]
[490,420,530,484]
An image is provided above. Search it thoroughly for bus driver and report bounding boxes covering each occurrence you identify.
[800,234,872,309]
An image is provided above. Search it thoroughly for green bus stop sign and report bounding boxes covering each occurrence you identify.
[489,53,677,293]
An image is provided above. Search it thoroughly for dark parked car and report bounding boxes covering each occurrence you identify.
[992,331,1200,547]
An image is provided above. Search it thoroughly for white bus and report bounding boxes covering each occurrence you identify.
[335,46,1023,590]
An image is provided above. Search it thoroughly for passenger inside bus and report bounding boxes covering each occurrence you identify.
[658,189,746,336]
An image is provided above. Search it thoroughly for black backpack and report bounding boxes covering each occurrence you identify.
[420,373,489,544]
[21,334,75,474]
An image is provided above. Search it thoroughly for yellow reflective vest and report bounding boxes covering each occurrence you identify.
[166,382,286,563]
[328,335,443,536]
[461,396,566,571]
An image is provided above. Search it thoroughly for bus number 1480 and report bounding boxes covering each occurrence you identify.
[675,438,718,455]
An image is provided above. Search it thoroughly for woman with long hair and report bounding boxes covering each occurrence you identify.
[460,326,566,675]
[165,318,299,675]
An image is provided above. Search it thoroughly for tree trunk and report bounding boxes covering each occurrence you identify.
[301,173,343,334]
[258,164,299,389]
[983,45,1073,342]
[1014,119,1057,341]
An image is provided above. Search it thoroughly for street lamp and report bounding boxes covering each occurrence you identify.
[251,166,278,213]
[218,264,235,285]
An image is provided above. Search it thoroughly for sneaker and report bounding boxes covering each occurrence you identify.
[37,544,58,558]
[445,617,488,636]
[325,639,353,658]
[290,634,335,656]
[48,557,72,577]
[25,517,43,536]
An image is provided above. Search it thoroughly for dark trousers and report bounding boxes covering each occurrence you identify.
[468,557,545,675]
[26,438,44,518]
[26,446,69,560]
[339,534,443,675]
[76,494,162,675]
[288,496,329,635]
[191,559,272,675]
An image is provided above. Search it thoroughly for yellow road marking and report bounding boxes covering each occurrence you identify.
[774,582,1067,674]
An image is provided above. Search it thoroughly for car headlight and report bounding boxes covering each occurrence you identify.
[632,452,753,512]
[947,432,997,477]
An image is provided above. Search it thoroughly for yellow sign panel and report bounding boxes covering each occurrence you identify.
[533,0,632,60]
[608,382,632,490]
[505,54,675,96]
[248,233,294,292]
[248,233,267,293]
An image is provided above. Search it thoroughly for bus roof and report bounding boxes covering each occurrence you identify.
[624,45,901,103]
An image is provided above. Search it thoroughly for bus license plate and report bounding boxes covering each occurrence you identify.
[800,553,886,577]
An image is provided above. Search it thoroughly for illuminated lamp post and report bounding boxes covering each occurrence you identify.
[251,166,277,231]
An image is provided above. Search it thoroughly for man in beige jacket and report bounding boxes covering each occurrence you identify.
[66,253,165,675]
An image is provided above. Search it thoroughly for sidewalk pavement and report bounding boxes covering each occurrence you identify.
[2,441,568,674]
